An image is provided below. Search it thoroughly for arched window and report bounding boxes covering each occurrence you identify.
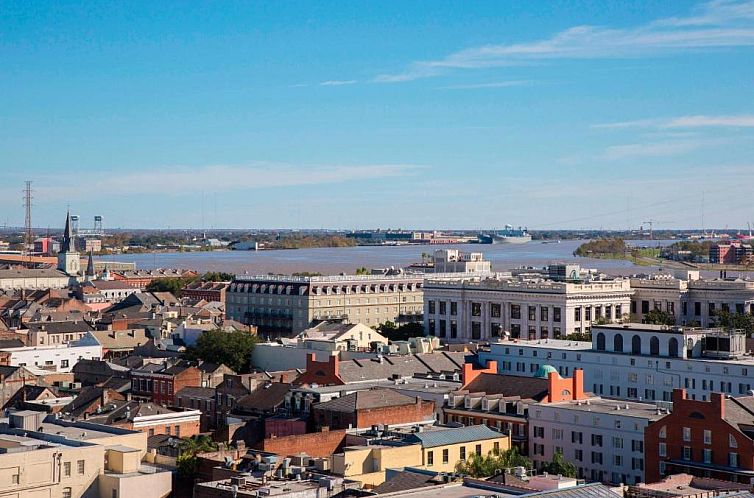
[632,335,642,355]
[668,337,679,358]
[614,334,624,353]
[596,332,606,351]
[650,336,660,356]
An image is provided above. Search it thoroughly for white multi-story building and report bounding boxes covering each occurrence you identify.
[478,323,754,403]
[424,267,633,342]
[630,271,754,326]
[0,333,102,373]
[431,249,491,274]
[529,396,664,485]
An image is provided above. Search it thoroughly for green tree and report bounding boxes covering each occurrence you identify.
[185,329,258,373]
[540,452,577,478]
[201,271,235,282]
[145,276,198,295]
[455,447,532,477]
[355,267,370,275]
[176,435,218,478]
[712,310,754,336]
[377,321,425,341]
[644,309,676,326]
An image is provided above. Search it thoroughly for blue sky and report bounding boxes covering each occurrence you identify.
[2,1,754,230]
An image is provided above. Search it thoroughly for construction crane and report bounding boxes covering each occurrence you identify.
[642,220,674,240]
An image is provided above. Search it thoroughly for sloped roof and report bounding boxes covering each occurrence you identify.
[26,320,94,334]
[462,373,549,401]
[371,470,440,495]
[176,386,216,400]
[91,329,150,350]
[314,388,419,413]
[405,425,503,448]
[236,383,291,413]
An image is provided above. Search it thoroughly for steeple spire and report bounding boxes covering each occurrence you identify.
[86,251,95,279]
[62,210,74,253]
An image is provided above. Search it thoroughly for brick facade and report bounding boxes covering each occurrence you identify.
[131,365,202,406]
[645,389,754,484]
[256,428,348,458]
[294,354,344,386]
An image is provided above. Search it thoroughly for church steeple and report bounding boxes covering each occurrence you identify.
[58,208,80,277]
[62,210,74,253]
[85,251,95,281]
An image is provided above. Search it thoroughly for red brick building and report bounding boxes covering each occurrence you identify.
[311,388,435,430]
[131,361,202,406]
[645,389,754,484]
[182,281,228,303]
[112,269,199,289]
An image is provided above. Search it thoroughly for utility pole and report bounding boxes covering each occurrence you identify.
[23,181,33,263]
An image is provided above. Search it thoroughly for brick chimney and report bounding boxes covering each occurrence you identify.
[461,360,498,388]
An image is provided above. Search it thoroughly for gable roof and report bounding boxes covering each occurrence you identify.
[405,425,503,448]
[314,388,419,413]
[462,373,550,401]
[236,382,291,413]
[26,320,94,334]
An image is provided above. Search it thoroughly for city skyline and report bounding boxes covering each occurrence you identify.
[2,1,754,229]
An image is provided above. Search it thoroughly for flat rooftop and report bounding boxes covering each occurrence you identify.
[545,396,667,421]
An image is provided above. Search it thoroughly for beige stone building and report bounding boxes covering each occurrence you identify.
[424,272,633,342]
[0,410,171,498]
[630,271,754,326]
[226,274,425,337]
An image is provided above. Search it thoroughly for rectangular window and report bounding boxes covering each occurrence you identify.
[511,305,521,319]
[428,301,436,314]
[528,306,536,321]
[553,307,561,322]
[575,308,581,321]
[730,452,738,468]
[77,460,85,475]
[471,302,482,316]
[703,449,712,463]
[63,488,72,498]
[591,434,603,447]
[683,427,691,442]
[704,430,712,444]
[659,443,666,457]
[471,322,482,340]
[443,449,449,464]
[450,302,458,315]
[683,446,692,460]
[541,307,549,321]
[439,301,446,314]
[475,444,482,456]
[427,451,434,466]
[460,446,466,460]
[490,303,501,318]
[64,462,71,477]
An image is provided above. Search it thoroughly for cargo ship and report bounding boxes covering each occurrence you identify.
[478,225,532,244]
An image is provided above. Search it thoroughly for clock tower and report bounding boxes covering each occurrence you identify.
[57,210,81,276]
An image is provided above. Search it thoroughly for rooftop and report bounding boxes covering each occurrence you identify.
[543,396,667,420]
[405,424,505,448]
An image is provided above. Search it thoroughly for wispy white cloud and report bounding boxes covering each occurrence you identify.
[319,79,358,86]
[1,163,424,203]
[594,114,754,129]
[437,80,532,90]
[602,138,727,160]
[375,0,754,82]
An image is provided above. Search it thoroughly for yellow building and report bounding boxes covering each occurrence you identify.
[0,410,171,498]
[332,425,509,487]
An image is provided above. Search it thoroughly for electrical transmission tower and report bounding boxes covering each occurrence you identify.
[23,181,33,258]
